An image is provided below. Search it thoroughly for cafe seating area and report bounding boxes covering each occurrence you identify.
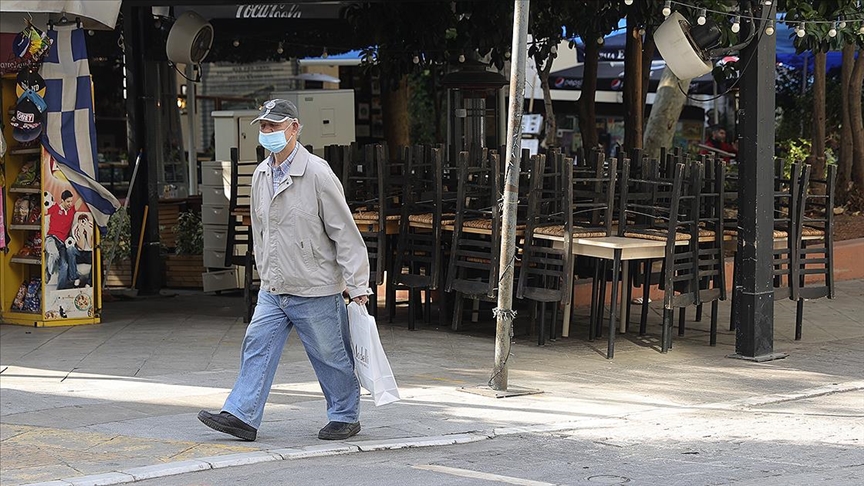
[223,142,837,358]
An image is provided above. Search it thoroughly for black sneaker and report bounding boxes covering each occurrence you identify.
[318,421,361,440]
[198,410,257,441]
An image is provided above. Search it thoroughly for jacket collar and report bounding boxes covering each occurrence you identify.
[256,143,310,176]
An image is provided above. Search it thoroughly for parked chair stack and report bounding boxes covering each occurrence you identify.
[445,150,502,331]
[517,151,572,345]
[793,164,837,339]
[390,145,448,330]
[619,153,702,353]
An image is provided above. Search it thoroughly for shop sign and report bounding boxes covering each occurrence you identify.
[176,3,346,20]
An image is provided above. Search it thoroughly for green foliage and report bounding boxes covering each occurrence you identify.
[103,208,131,265]
[776,60,846,144]
[776,138,837,180]
[173,211,203,255]
[408,70,438,145]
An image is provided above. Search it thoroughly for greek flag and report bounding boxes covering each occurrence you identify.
[40,25,119,233]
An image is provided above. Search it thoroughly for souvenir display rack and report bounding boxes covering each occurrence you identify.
[1,74,101,326]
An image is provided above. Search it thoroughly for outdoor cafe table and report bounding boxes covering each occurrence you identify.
[532,234,679,359]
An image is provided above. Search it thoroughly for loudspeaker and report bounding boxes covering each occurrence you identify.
[166,11,213,65]
[655,11,721,79]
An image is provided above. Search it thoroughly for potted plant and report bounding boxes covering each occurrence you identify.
[164,210,204,288]
[102,208,133,287]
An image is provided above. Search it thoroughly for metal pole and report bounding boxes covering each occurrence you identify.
[186,64,198,196]
[733,2,778,359]
[491,0,529,392]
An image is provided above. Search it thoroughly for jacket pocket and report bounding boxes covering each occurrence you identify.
[299,240,320,270]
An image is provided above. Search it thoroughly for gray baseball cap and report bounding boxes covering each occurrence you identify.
[250,99,299,124]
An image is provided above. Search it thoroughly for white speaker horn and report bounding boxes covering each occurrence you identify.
[655,11,712,79]
[166,11,214,65]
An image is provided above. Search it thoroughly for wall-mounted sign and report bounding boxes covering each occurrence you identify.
[176,3,347,20]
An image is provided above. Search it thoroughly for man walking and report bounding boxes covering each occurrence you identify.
[198,99,371,441]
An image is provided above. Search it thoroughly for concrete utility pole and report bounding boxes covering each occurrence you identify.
[732,1,782,360]
[491,0,530,391]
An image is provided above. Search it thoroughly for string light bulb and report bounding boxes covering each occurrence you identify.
[458,54,465,63]
[232,39,240,47]
[276,41,284,54]
[796,22,806,38]
[765,20,775,36]
[859,25,864,35]
[624,0,633,5]
[838,18,846,29]
[731,16,741,33]
[697,9,707,25]
[662,1,672,17]
[412,55,420,64]
[828,21,838,37]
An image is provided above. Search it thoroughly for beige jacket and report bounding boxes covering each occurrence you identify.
[250,144,371,299]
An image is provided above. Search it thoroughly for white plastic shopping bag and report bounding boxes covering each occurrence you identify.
[347,301,401,406]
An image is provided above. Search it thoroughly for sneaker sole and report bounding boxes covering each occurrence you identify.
[318,423,360,440]
[198,411,257,441]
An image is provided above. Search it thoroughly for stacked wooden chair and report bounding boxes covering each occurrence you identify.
[390,145,449,330]
[445,150,502,331]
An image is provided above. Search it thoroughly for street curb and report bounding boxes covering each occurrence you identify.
[21,433,492,486]
[22,381,864,486]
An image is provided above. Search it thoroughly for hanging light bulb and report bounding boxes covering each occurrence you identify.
[838,17,846,29]
[624,0,633,5]
[232,39,240,47]
[596,36,604,45]
[458,54,465,63]
[859,25,864,35]
[731,16,741,33]
[638,27,646,36]
[662,1,672,17]
[765,19,775,36]
[322,47,328,58]
[276,41,284,54]
[828,21,838,37]
[796,22,806,38]
[697,9,707,25]
[412,55,420,64]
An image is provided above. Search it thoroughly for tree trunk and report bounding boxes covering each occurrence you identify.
[837,43,855,205]
[641,31,656,109]
[623,18,643,153]
[382,75,411,159]
[643,67,691,160]
[811,49,827,187]
[576,39,600,153]
[850,49,864,196]
[538,54,557,149]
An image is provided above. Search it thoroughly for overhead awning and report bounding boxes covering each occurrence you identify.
[0,1,122,30]
[550,60,716,95]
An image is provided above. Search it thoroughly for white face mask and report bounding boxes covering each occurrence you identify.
[259,126,294,153]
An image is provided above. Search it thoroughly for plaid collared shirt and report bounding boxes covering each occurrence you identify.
[272,143,299,197]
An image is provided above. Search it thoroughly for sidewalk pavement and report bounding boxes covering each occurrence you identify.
[2,280,863,486]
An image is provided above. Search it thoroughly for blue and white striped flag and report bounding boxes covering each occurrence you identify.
[39,25,119,233]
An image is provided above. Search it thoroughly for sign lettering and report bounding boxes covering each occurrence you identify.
[235,4,302,19]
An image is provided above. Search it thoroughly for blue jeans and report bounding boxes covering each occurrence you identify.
[47,235,81,290]
[222,291,360,429]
